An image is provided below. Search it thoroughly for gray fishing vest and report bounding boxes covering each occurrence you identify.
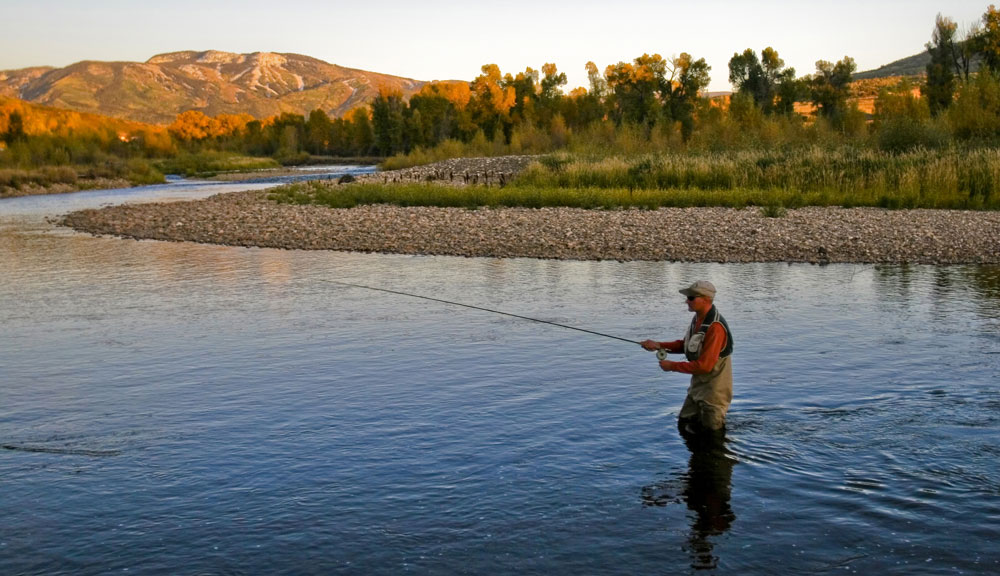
[683,305,734,362]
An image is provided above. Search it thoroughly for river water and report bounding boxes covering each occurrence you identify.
[1,169,998,575]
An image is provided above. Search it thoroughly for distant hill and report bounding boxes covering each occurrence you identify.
[854,51,930,80]
[854,45,981,80]
[0,51,448,124]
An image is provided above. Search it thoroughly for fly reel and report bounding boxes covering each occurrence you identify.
[656,349,669,361]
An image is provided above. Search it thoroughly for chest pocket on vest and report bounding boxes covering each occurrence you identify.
[686,332,705,356]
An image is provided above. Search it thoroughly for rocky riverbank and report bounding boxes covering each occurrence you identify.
[60,195,1000,265]
[56,155,1000,264]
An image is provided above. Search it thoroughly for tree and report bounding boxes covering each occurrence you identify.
[604,53,668,127]
[979,4,1000,71]
[926,14,958,116]
[347,108,375,155]
[537,63,568,127]
[370,89,407,156]
[468,64,516,141]
[540,63,567,101]
[728,49,766,106]
[666,53,711,140]
[407,88,460,148]
[809,57,856,121]
[505,67,539,126]
[729,47,797,115]
[3,111,26,144]
[168,110,216,141]
[585,61,607,100]
[305,109,333,155]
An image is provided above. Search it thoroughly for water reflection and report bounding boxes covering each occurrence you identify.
[641,431,736,570]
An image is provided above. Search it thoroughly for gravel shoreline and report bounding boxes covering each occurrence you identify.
[59,157,1000,265]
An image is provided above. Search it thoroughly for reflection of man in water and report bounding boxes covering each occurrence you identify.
[641,280,734,435]
[641,433,736,570]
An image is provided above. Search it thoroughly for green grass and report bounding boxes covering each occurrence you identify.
[154,152,280,177]
[270,146,1000,211]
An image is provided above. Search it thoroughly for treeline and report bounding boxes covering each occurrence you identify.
[6,3,1000,184]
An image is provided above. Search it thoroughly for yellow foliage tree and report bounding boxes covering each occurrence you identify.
[168,110,217,141]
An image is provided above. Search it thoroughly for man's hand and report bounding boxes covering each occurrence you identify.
[640,339,659,351]
[659,360,675,372]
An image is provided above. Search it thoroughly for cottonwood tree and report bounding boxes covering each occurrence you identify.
[809,56,856,121]
[728,47,797,114]
[2,111,26,144]
[978,4,1000,71]
[370,89,406,156]
[927,14,959,115]
[505,67,539,127]
[538,63,568,125]
[604,53,669,127]
[666,53,711,141]
[406,88,461,148]
[305,109,333,154]
[468,64,517,142]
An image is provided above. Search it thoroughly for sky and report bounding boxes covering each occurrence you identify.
[2,0,993,93]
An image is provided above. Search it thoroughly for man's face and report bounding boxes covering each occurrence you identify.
[686,294,710,313]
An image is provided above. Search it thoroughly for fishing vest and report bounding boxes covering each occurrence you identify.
[684,305,734,362]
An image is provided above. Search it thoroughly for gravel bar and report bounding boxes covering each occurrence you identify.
[60,157,1000,265]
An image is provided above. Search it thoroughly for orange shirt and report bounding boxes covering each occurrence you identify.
[660,322,728,375]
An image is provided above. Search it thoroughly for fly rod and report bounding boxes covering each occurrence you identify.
[327,279,645,346]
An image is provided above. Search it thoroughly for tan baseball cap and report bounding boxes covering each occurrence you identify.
[679,280,716,299]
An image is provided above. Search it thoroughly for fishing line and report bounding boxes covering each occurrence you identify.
[327,279,646,346]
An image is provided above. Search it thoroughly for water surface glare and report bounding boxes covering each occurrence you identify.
[1,177,999,574]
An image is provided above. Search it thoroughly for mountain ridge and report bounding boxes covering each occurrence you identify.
[0,51,441,124]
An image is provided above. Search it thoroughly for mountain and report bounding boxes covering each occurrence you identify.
[854,46,981,80]
[854,51,931,80]
[0,51,440,124]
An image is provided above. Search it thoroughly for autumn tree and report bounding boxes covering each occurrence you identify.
[569,62,607,127]
[505,67,539,126]
[536,63,568,126]
[540,63,567,101]
[665,53,711,140]
[605,53,668,127]
[407,87,461,148]
[468,64,516,141]
[978,4,1000,71]
[586,61,607,100]
[169,110,216,141]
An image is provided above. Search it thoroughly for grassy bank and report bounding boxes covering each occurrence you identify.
[154,152,280,177]
[0,158,165,195]
[271,147,1000,211]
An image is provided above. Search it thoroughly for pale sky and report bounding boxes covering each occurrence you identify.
[2,0,992,92]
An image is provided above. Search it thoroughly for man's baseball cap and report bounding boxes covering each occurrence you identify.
[679,280,716,299]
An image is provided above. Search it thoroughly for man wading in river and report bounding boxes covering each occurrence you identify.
[641,281,734,435]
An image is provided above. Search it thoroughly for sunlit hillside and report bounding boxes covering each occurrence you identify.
[0,51,446,124]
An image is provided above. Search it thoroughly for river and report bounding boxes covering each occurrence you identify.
[1,168,998,574]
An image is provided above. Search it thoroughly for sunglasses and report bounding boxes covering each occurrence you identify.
[686,295,697,301]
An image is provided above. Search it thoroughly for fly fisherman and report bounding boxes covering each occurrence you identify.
[641,281,734,435]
